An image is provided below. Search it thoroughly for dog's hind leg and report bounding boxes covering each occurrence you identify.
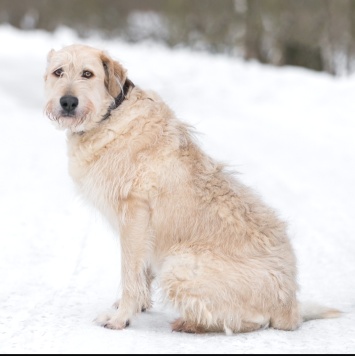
[159,250,271,334]
[270,299,301,331]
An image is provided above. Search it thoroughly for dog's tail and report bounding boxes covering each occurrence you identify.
[300,301,341,322]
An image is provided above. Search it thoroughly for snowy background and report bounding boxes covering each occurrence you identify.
[0,25,354,353]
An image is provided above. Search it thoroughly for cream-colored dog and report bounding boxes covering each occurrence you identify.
[44,44,339,334]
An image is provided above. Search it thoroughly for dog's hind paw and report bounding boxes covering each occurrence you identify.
[171,318,206,334]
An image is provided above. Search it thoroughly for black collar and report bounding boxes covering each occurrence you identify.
[101,78,135,121]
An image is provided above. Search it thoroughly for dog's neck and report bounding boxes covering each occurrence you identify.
[101,78,135,122]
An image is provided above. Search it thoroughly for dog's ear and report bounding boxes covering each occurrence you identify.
[44,49,55,81]
[100,52,127,98]
[47,49,55,62]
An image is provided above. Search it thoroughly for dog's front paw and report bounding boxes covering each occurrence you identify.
[95,311,130,330]
[113,298,152,312]
[104,318,130,330]
[112,299,120,309]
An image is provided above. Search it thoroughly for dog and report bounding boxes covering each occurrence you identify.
[44,44,340,334]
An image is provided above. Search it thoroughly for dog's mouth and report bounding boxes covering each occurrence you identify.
[45,108,88,131]
[46,110,82,121]
[59,111,78,119]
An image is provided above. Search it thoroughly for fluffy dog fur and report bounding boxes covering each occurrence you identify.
[44,44,339,334]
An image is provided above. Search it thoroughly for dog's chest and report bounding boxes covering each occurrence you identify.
[67,137,136,214]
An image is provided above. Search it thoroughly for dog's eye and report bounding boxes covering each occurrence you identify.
[82,70,93,79]
[53,68,63,77]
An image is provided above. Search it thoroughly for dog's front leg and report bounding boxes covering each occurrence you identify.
[97,200,152,330]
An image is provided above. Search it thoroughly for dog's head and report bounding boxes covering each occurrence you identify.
[44,44,127,132]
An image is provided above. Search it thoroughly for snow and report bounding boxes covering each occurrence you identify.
[0,25,354,353]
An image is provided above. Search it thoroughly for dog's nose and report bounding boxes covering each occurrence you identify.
[60,95,79,113]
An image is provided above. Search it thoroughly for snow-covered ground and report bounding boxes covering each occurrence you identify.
[0,25,354,353]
